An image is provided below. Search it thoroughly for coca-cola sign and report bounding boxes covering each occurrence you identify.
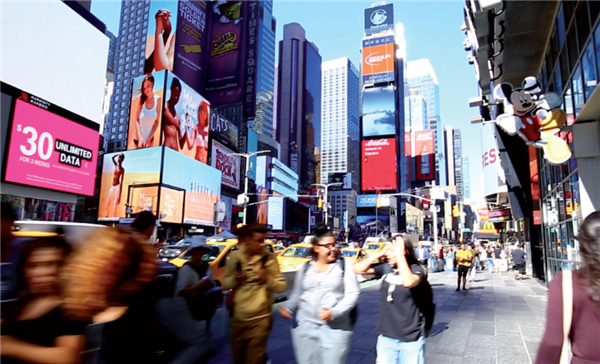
[361,138,397,191]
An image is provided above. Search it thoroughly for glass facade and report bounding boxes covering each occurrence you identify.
[252,0,276,138]
[453,129,464,200]
[539,0,600,282]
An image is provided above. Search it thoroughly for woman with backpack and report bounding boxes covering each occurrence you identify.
[278,231,360,364]
[354,235,434,364]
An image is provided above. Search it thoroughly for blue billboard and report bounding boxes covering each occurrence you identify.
[268,197,284,230]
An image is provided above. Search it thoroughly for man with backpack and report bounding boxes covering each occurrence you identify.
[223,223,287,364]
[354,235,434,364]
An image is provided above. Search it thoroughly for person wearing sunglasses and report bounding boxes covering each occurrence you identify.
[278,230,360,364]
[354,235,434,364]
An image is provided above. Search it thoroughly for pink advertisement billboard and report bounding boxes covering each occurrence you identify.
[4,99,99,196]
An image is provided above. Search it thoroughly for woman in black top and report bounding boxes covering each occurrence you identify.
[1,237,88,364]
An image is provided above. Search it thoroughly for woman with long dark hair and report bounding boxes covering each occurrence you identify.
[1,237,88,364]
[133,74,161,148]
[278,231,360,364]
[354,235,434,364]
[535,212,600,363]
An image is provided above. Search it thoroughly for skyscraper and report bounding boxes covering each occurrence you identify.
[276,23,322,191]
[406,90,427,132]
[320,57,360,191]
[444,127,464,200]
[462,155,471,200]
[272,64,279,137]
[406,59,446,186]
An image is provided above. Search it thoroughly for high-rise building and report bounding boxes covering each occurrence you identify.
[406,59,446,186]
[273,64,279,137]
[329,190,357,228]
[444,127,464,200]
[462,155,470,200]
[276,22,322,191]
[105,30,117,73]
[320,57,360,191]
[406,90,427,132]
[103,0,150,153]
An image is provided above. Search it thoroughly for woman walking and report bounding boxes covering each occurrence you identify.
[278,231,360,364]
[535,211,600,363]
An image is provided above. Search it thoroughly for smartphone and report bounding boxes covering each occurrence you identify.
[235,262,242,271]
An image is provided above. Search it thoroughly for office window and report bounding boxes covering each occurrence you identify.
[582,40,597,100]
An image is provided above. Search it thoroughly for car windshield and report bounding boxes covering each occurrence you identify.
[281,247,312,258]
[175,239,192,246]
[341,250,357,258]
[181,245,225,261]
[366,244,380,250]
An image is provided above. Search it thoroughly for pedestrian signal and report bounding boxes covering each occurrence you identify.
[452,205,460,217]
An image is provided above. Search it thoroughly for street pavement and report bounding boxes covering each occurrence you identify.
[202,269,550,364]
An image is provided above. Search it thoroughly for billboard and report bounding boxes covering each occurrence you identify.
[364,4,394,35]
[4,99,99,196]
[98,147,162,220]
[144,1,179,74]
[127,71,166,150]
[219,195,234,230]
[362,86,396,137]
[414,131,435,181]
[481,123,507,197]
[361,138,397,191]
[268,197,284,230]
[256,185,270,224]
[162,147,221,226]
[211,139,241,190]
[362,36,395,85]
[210,110,238,148]
[159,186,185,223]
[356,194,394,208]
[328,173,352,190]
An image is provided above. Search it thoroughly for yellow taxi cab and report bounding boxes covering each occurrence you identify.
[168,238,275,287]
[273,244,286,256]
[276,243,313,272]
[363,242,387,256]
[340,248,368,263]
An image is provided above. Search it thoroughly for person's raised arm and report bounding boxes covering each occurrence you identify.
[353,246,387,275]
[0,334,84,364]
[394,237,421,288]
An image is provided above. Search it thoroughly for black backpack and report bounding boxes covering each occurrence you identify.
[302,258,358,325]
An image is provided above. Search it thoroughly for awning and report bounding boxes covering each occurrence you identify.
[474,232,501,240]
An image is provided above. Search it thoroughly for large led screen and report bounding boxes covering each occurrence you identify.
[364,4,394,35]
[162,147,221,226]
[268,197,284,230]
[4,99,99,196]
[408,131,435,181]
[362,36,395,85]
[211,140,241,190]
[98,147,162,220]
[362,86,396,137]
[144,1,179,74]
[127,71,166,150]
[159,186,185,223]
[361,138,397,191]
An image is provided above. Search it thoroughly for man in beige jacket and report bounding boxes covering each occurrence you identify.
[224,223,287,364]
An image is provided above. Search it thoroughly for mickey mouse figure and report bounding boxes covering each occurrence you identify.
[493,77,571,165]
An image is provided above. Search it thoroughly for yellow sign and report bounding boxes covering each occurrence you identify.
[452,205,460,218]
[480,221,498,234]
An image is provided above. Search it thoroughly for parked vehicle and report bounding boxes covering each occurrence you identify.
[276,243,313,272]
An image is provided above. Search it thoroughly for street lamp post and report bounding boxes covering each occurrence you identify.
[311,182,342,228]
[227,150,271,225]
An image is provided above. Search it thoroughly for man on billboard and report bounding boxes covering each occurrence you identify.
[163,77,183,151]
[144,9,176,74]
[105,153,125,217]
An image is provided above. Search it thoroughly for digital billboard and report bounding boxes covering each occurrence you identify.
[129,186,159,216]
[362,86,396,137]
[160,186,185,223]
[127,71,166,150]
[219,195,234,230]
[362,36,395,85]
[210,110,238,148]
[144,1,179,74]
[328,173,352,190]
[98,147,162,220]
[414,131,435,181]
[364,4,394,35]
[211,139,241,190]
[162,72,210,163]
[361,138,398,191]
[256,185,270,224]
[162,147,221,226]
[268,197,284,230]
[4,99,99,196]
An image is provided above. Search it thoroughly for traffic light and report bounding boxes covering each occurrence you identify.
[376,197,381,208]
[452,205,460,217]
[317,198,323,208]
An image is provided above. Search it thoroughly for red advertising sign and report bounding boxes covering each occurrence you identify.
[414,131,435,181]
[361,138,397,191]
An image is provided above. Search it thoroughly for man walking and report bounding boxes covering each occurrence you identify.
[511,243,527,280]
[224,223,287,364]
[416,242,430,267]
[455,244,473,291]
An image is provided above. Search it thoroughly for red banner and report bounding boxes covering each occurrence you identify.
[361,138,397,191]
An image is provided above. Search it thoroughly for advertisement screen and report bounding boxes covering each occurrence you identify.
[211,140,241,190]
[204,1,245,104]
[219,195,234,230]
[328,173,352,190]
[256,186,270,224]
[362,36,395,85]
[173,1,209,93]
[160,186,185,223]
[127,71,166,150]
[414,131,435,181]
[481,123,507,197]
[129,186,159,216]
[144,1,178,74]
[364,4,394,35]
[98,147,162,221]
[210,110,238,148]
[162,72,210,163]
[268,197,284,230]
[362,86,396,137]
[4,99,99,196]
[361,138,397,191]
[162,147,221,226]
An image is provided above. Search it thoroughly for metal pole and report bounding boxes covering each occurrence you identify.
[324,185,329,227]
[375,193,379,237]
[243,155,250,225]
[432,182,439,250]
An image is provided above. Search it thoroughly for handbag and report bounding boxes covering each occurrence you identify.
[560,270,573,364]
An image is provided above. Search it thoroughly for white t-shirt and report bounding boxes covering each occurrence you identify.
[174,264,214,297]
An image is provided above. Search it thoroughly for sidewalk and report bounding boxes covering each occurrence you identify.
[204,270,549,364]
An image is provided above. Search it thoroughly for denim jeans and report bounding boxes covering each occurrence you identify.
[486,258,494,273]
[376,334,425,364]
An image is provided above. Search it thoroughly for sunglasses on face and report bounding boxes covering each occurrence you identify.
[316,243,336,249]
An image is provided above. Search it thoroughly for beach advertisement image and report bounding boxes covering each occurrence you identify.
[144,1,178,74]
[127,71,166,150]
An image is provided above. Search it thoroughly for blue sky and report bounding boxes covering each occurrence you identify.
[91,0,482,200]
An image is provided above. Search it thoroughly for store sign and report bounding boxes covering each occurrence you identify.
[361,36,395,85]
[493,76,572,165]
[480,221,498,234]
[488,208,512,222]
[364,3,394,35]
[481,123,507,197]
[211,140,241,190]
